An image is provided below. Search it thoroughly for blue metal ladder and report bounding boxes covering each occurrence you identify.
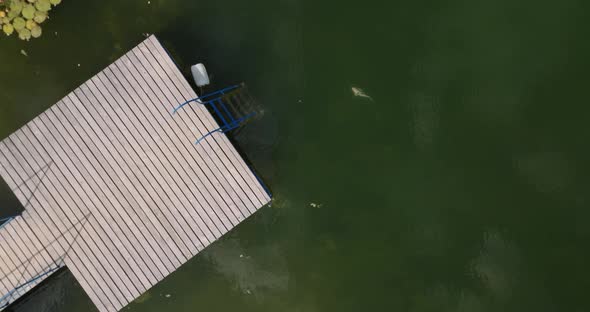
[172,84,257,144]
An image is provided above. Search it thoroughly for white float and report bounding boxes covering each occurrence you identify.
[191,63,210,87]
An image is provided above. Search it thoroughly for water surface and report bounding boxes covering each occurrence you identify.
[2,0,590,311]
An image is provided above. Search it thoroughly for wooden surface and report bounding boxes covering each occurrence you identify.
[0,36,271,312]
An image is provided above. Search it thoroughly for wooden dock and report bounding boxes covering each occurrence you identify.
[0,36,271,312]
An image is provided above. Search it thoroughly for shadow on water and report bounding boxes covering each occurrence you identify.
[7,269,97,312]
[0,177,24,219]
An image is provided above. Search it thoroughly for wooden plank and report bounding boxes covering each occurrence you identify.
[103,62,215,250]
[43,102,154,292]
[11,216,64,290]
[96,72,209,253]
[13,217,62,274]
[105,66,216,246]
[0,143,114,312]
[1,35,270,312]
[0,161,57,298]
[138,42,264,221]
[0,232,12,294]
[0,222,26,292]
[64,91,171,280]
[3,134,124,310]
[129,48,240,230]
[0,188,48,284]
[14,125,139,304]
[24,116,140,304]
[87,73,199,261]
[73,84,181,273]
[89,72,201,257]
[132,44,248,222]
[0,218,55,300]
[0,222,37,283]
[113,59,229,244]
[3,218,50,279]
[30,110,139,312]
[113,55,222,242]
[145,37,270,208]
[78,80,190,268]
[0,193,62,302]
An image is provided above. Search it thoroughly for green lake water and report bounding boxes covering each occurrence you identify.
[2,0,590,311]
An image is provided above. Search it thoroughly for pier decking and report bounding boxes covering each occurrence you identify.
[0,36,271,312]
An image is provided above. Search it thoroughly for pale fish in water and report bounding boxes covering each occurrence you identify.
[309,202,323,208]
[351,86,373,101]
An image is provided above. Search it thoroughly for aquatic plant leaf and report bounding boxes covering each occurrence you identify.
[33,10,46,23]
[3,23,14,36]
[35,0,51,12]
[12,17,25,30]
[3,0,60,40]
[10,1,23,14]
[31,25,41,38]
[22,4,36,19]
[25,19,36,30]
[18,28,31,40]
[8,9,20,19]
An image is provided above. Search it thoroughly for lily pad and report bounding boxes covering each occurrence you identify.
[18,28,31,40]
[31,25,42,38]
[3,23,14,36]
[35,0,51,12]
[25,19,37,30]
[3,0,61,40]
[10,1,23,14]
[33,11,47,23]
[12,17,25,31]
[8,9,20,19]
[22,4,36,19]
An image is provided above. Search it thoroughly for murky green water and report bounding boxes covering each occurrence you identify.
[2,0,590,311]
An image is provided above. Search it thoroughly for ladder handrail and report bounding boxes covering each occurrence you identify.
[194,111,257,145]
[172,83,257,145]
[171,84,242,114]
